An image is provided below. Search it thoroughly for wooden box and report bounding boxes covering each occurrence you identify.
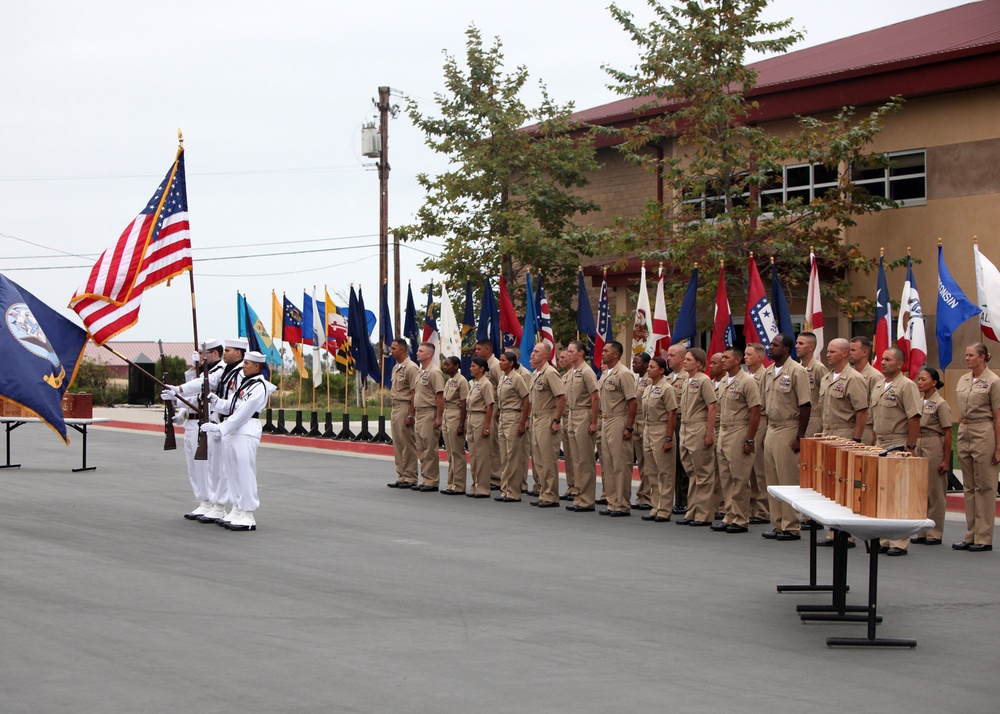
[0,396,38,418]
[853,450,881,517]
[799,437,819,490]
[62,393,93,419]
[876,454,929,520]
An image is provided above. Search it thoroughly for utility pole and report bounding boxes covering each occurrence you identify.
[376,86,391,332]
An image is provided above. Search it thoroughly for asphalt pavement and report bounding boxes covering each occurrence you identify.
[1,423,997,713]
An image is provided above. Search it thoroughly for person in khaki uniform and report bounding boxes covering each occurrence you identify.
[666,343,690,514]
[675,348,718,526]
[495,351,530,502]
[638,356,678,523]
[597,341,638,517]
[413,342,446,491]
[819,338,869,441]
[871,347,922,555]
[440,356,469,495]
[513,348,536,495]
[527,343,566,507]
[558,349,578,501]
[465,356,495,498]
[564,340,600,512]
[952,343,1000,552]
[710,347,762,533]
[850,337,880,445]
[797,331,828,439]
[631,353,653,509]
[760,334,811,541]
[745,343,771,524]
[708,352,726,518]
[475,339,503,490]
[387,338,421,489]
[911,367,952,546]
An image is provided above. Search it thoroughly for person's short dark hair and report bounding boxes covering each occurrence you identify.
[471,356,489,373]
[799,331,817,346]
[650,356,667,371]
[207,346,223,359]
[568,339,588,356]
[392,337,409,350]
[688,348,707,368]
[725,346,744,362]
[444,355,461,368]
[607,341,624,358]
[920,367,944,390]
[419,341,436,354]
[850,335,872,352]
[884,346,905,362]
[773,333,793,350]
[501,350,519,369]
[475,338,495,353]
[634,351,651,365]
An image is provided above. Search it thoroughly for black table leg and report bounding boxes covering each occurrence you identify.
[799,530,874,623]
[69,423,98,472]
[1,421,24,469]
[827,538,917,648]
[778,519,835,593]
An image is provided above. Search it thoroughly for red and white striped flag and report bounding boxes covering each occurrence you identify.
[70,149,192,344]
[805,249,824,353]
[650,264,671,358]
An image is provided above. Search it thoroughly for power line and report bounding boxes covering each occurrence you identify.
[0,165,367,183]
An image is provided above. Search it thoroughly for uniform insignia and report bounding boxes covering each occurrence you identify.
[832,383,845,394]
[778,374,791,388]
[923,402,938,414]
[651,387,662,398]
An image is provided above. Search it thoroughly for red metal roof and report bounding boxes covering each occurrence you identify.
[568,0,1000,130]
[83,341,196,368]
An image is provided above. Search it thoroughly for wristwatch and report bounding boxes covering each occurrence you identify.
[745,439,755,445]
[906,443,917,450]
[663,436,673,443]
[552,418,561,424]
[624,426,634,432]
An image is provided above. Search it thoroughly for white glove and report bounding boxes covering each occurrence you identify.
[207,393,220,406]
[160,389,177,402]
[190,351,201,365]
[200,423,220,434]
[171,408,187,426]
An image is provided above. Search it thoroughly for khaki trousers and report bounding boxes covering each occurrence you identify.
[490,409,502,487]
[525,415,537,491]
[680,421,715,522]
[717,424,753,527]
[498,413,527,499]
[563,431,577,496]
[644,425,676,518]
[442,407,466,493]
[749,417,769,519]
[958,421,998,546]
[567,409,597,508]
[414,408,441,488]
[763,422,801,534]
[634,427,650,506]
[391,403,417,485]
[531,415,560,503]
[916,435,947,540]
[466,412,491,496]
[599,414,632,513]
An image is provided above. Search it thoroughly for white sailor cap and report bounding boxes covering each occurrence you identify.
[245,351,266,363]
[224,338,249,351]
[204,338,223,351]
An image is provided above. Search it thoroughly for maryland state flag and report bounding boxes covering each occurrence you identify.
[1,274,88,443]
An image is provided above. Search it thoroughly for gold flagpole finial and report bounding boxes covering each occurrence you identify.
[177,128,184,147]
[973,235,979,245]
[880,247,884,257]
[938,237,943,246]
[658,261,664,269]
[810,245,814,253]
[770,256,775,265]
[720,259,725,269]
[907,246,911,257]
[748,251,754,260]
[578,265,583,273]
[641,259,646,269]
[602,267,607,276]
[693,262,699,269]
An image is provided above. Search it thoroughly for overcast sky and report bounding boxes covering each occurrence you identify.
[0,0,974,346]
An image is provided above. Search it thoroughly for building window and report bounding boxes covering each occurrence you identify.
[851,150,926,206]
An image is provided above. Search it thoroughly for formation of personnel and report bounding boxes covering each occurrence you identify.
[385,334,999,554]
[161,338,276,532]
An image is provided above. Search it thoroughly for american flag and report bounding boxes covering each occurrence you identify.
[536,277,556,365]
[70,150,192,344]
[594,272,610,375]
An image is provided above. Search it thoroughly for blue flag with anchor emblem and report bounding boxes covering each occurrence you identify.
[1,274,88,443]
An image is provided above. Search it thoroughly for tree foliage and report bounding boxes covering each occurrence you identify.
[402,25,612,342]
[603,0,903,327]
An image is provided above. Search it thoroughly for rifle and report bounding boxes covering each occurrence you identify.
[194,341,209,461]
[159,340,177,451]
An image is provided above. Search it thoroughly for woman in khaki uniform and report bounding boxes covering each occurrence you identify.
[676,348,718,526]
[495,351,530,502]
[952,343,1000,552]
[465,357,495,498]
[639,357,677,523]
[911,367,952,545]
[440,356,469,495]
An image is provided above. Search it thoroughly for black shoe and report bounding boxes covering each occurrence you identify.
[565,505,595,512]
[419,485,438,492]
[761,529,780,539]
[387,481,403,488]
[688,520,711,527]
[672,505,688,515]
[816,539,835,547]
[675,518,693,525]
[440,489,464,495]
[749,516,770,525]
[494,496,520,502]
[465,492,476,498]
[473,493,490,499]
[596,498,608,505]
[490,484,500,491]
[714,512,725,520]
[228,523,256,532]
[800,520,818,530]
[559,493,573,501]
[952,541,973,550]
[196,514,221,524]
[641,514,657,521]
[598,509,613,516]
[910,536,927,544]
[526,490,540,497]
[710,521,729,531]
[396,482,414,489]
[654,516,671,523]
[886,547,908,556]
[608,510,630,518]
[632,503,653,510]
[879,545,889,554]
[925,538,942,545]
[969,543,993,552]
[726,524,749,533]
[183,512,201,520]
[775,531,801,541]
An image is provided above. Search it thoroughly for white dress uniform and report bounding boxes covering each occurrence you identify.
[216,354,275,531]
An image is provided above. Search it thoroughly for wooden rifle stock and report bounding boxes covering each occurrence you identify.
[158,340,177,451]
[194,343,209,461]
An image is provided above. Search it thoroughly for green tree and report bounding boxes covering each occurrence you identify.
[603,0,903,326]
[402,25,611,342]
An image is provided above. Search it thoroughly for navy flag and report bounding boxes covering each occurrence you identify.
[1,274,88,443]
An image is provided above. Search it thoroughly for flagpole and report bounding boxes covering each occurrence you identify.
[804,247,813,332]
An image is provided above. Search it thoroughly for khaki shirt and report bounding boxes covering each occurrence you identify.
[496,370,529,413]
[634,374,652,430]
[955,369,1000,422]
[668,371,687,414]
[390,358,420,404]
[871,373,921,441]
[598,362,637,418]
[467,376,494,413]
[444,374,470,412]
[920,390,952,438]
[761,359,811,425]
[719,368,761,427]
[680,372,717,423]
[802,358,828,423]
[487,355,501,387]
[566,364,599,411]
[749,366,766,417]
[413,363,446,410]
[641,379,678,432]
[529,363,565,416]
[819,365,868,431]
[858,362,881,428]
